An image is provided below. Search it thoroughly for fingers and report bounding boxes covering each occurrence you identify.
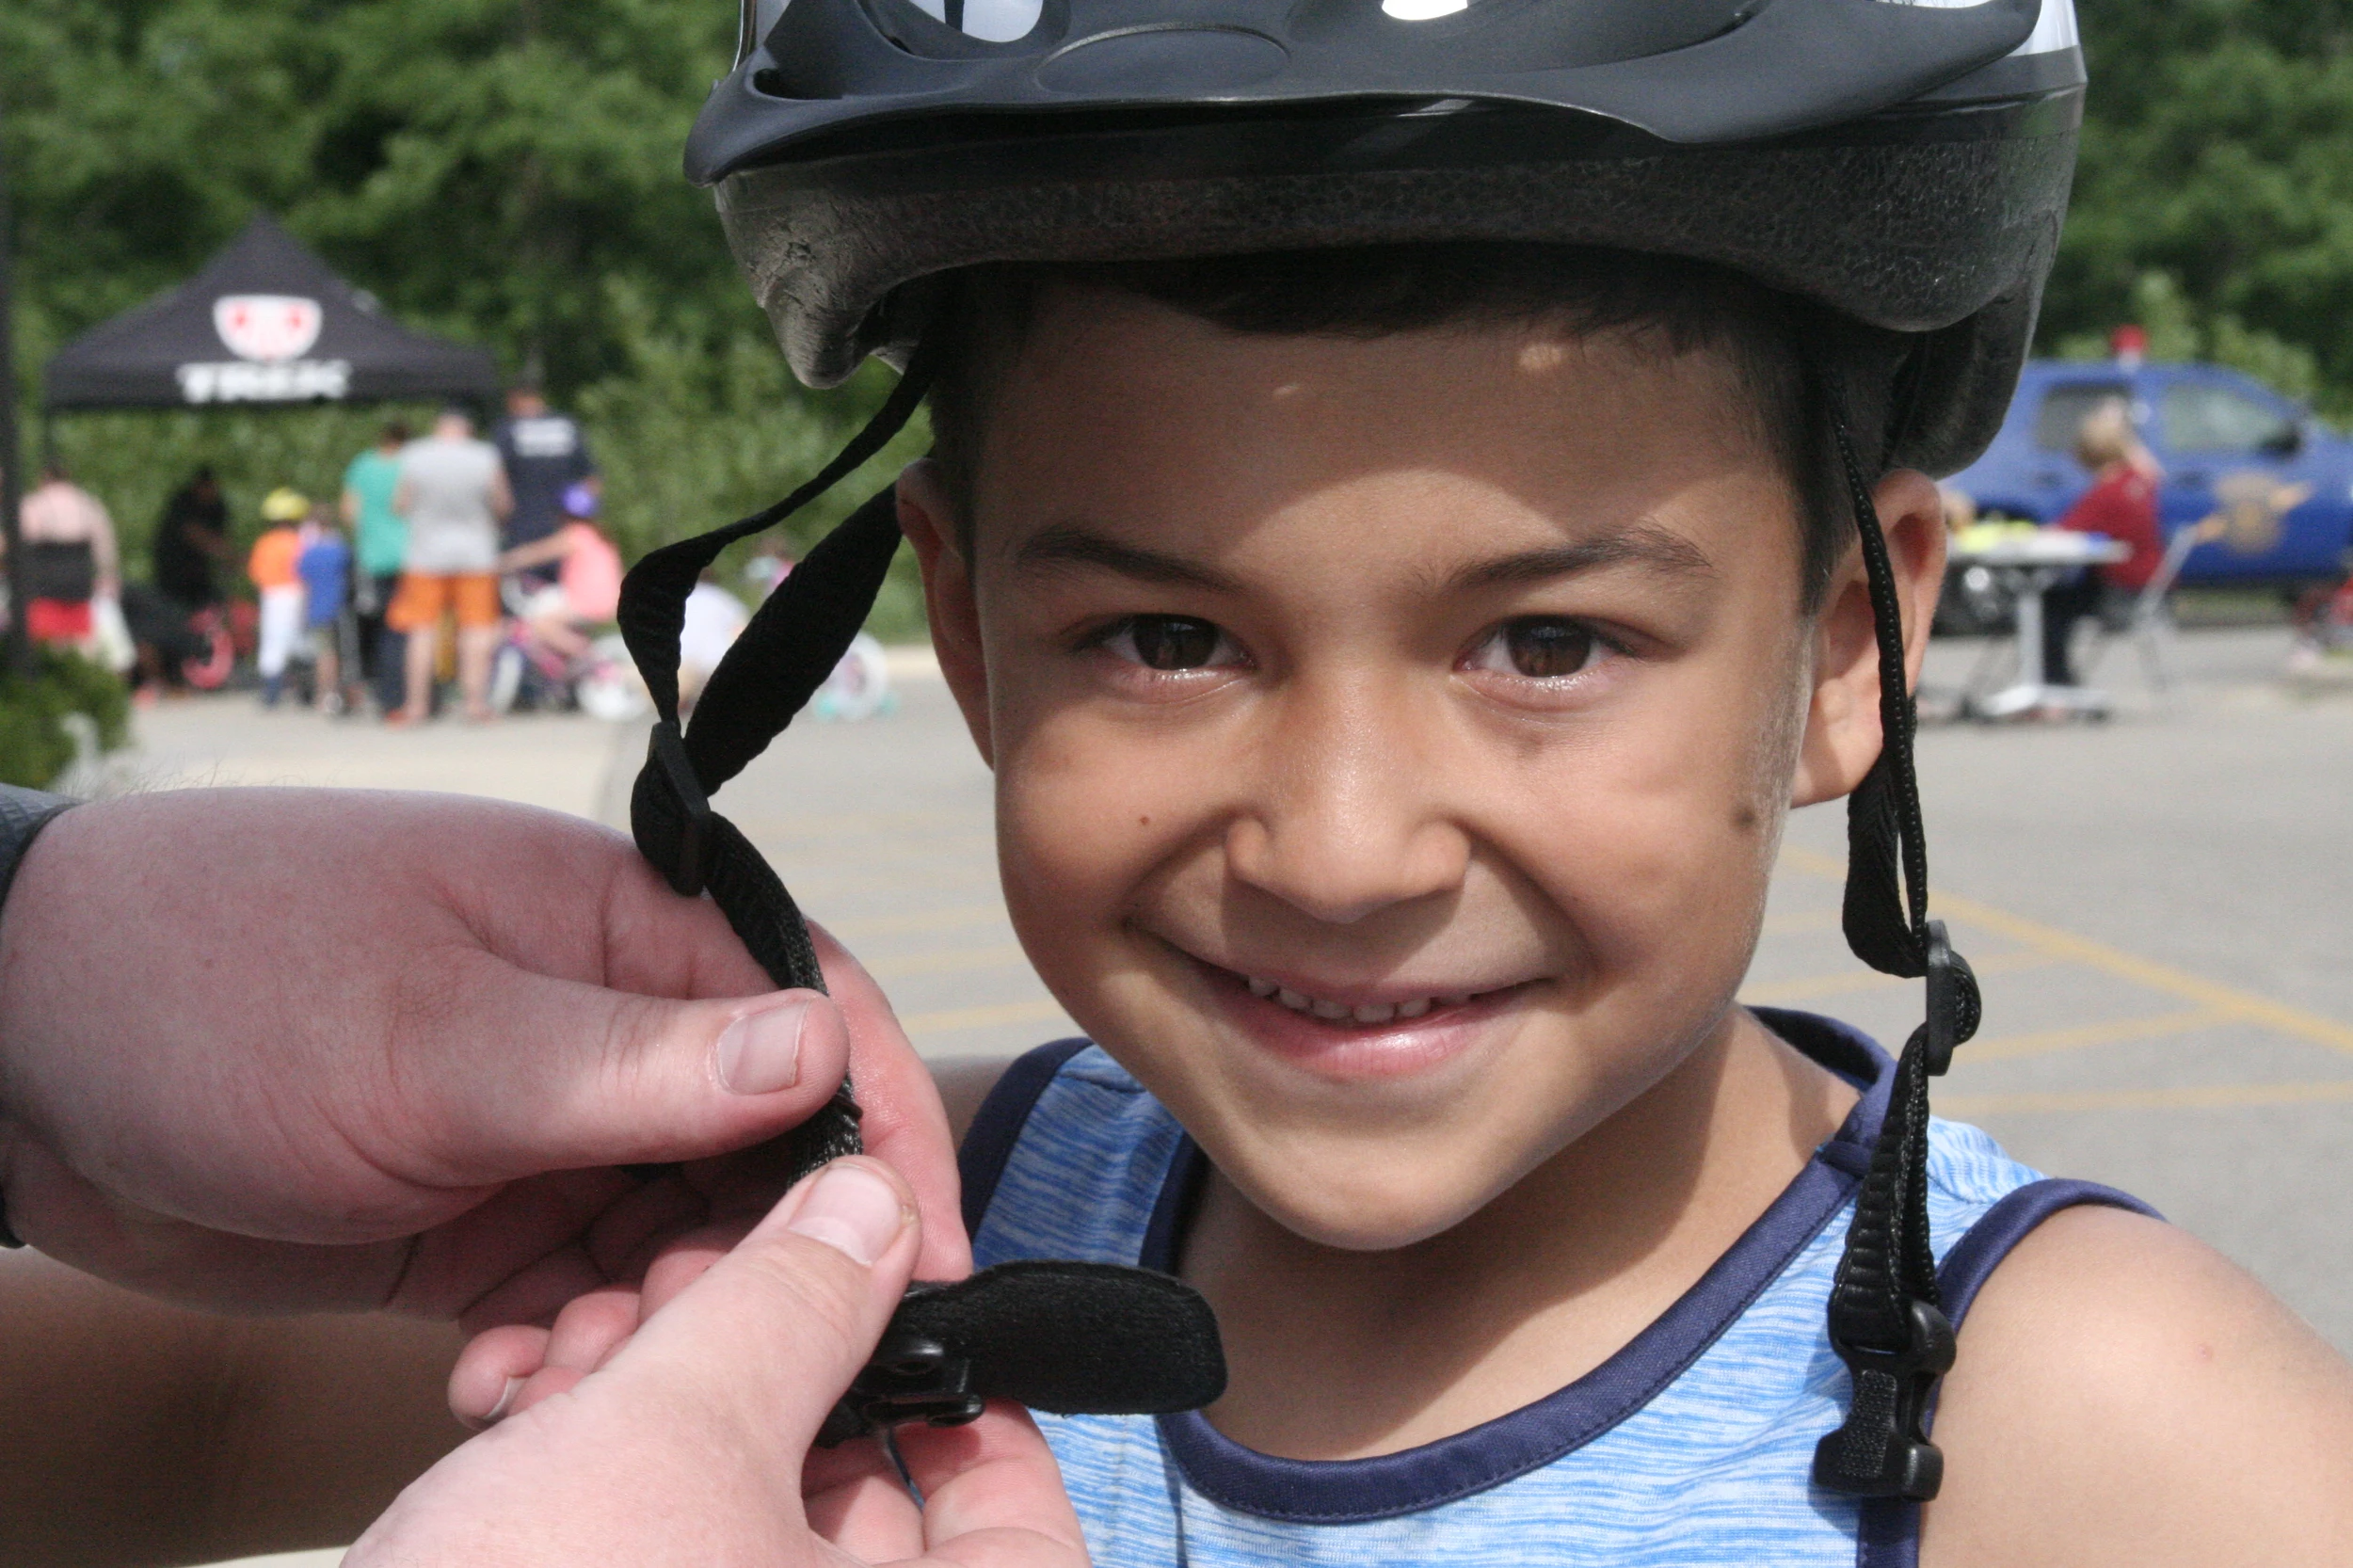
[606,1156,923,1461]
[449,1323,548,1428]
[806,1442,928,1562]
[405,968,854,1183]
[898,1406,1091,1568]
[810,921,974,1279]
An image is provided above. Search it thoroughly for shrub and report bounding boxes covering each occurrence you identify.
[0,648,130,789]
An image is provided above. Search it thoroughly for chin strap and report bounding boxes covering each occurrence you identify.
[1810,375,1982,1500]
[616,342,1225,1446]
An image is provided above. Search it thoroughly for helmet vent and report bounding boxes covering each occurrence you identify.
[1383,0,1472,18]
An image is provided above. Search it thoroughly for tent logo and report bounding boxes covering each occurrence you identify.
[214,295,323,362]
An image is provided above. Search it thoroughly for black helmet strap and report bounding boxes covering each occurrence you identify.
[1810,371,1983,1501]
[616,343,1226,1445]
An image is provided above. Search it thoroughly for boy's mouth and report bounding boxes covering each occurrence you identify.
[1173,947,1525,1030]
[1239,973,1473,1027]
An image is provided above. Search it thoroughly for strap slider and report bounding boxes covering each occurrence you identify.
[819,1328,985,1447]
[1813,1295,1956,1499]
[1922,919,1979,1075]
[647,721,712,898]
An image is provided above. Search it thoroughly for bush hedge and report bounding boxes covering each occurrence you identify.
[0,648,129,789]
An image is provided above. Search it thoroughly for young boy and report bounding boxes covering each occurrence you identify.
[473,2,2353,1561]
[248,487,310,709]
[891,248,2352,1567]
[297,502,359,714]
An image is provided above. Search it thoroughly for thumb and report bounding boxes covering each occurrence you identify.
[610,1157,921,1456]
[401,957,856,1182]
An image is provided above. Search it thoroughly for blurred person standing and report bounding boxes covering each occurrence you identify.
[248,488,310,709]
[342,421,411,712]
[151,467,231,611]
[2046,398,2164,686]
[10,461,120,648]
[390,408,510,724]
[297,502,358,715]
[490,380,598,589]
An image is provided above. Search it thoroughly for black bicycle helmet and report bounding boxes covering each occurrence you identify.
[693,0,2082,476]
[617,0,2083,1502]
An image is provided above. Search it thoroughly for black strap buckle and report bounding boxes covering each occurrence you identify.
[818,1329,986,1448]
[646,720,712,898]
[1812,1295,1957,1499]
[1922,919,1979,1076]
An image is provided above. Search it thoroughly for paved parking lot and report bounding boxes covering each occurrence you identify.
[113,624,2353,1354]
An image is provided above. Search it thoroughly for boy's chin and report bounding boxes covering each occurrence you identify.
[1217,1139,1540,1254]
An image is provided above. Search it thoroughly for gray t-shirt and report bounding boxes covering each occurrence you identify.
[397,436,504,574]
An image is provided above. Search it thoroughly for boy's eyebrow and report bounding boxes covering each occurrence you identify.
[1012,520,1717,595]
[1011,525,1243,593]
[1444,522,1718,593]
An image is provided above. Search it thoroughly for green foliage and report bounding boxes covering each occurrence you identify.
[6,0,924,634]
[573,283,935,640]
[2050,270,2335,416]
[2049,0,2353,408]
[2,0,748,392]
[0,648,130,789]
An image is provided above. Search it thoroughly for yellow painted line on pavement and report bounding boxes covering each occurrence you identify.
[821,903,1010,938]
[1962,1007,2235,1063]
[1739,947,2051,1006]
[901,998,1070,1036]
[1777,846,2353,1060]
[864,943,1033,980]
[1940,1079,2353,1117]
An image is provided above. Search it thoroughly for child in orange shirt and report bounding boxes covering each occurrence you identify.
[248,488,310,708]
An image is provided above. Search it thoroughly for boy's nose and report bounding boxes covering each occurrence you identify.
[1223,681,1469,926]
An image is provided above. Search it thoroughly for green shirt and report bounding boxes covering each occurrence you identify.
[343,448,408,577]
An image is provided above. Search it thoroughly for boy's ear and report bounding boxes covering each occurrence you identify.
[896,458,994,765]
[1791,469,1948,808]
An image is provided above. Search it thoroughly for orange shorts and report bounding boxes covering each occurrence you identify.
[387,572,500,632]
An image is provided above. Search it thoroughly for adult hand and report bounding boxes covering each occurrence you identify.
[350,1157,1085,1568]
[0,788,966,1325]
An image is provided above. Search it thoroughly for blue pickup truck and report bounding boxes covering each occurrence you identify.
[1944,360,2353,590]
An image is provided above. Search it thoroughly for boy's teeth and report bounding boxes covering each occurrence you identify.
[1246,976,1469,1023]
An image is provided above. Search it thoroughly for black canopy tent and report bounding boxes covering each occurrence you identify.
[42,215,499,415]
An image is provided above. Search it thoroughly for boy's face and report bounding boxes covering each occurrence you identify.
[904,288,1941,1251]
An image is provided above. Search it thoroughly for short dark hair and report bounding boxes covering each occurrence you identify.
[382,420,410,446]
[926,244,1884,614]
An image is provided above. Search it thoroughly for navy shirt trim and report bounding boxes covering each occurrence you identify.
[1853,1176,2163,1568]
[1144,1010,1896,1524]
[958,1036,1091,1240]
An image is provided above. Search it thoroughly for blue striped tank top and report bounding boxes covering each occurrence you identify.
[959,1008,2156,1568]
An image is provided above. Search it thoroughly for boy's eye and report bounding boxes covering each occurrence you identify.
[1465,617,1610,680]
[1101,615,1241,671]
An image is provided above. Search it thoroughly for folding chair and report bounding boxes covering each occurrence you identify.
[2077,519,2219,706]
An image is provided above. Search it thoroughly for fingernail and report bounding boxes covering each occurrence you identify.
[482,1376,525,1427]
[786,1162,907,1266]
[716,1000,808,1096]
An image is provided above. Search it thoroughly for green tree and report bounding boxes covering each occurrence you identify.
[6,1,924,627]
[2049,0,2353,413]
